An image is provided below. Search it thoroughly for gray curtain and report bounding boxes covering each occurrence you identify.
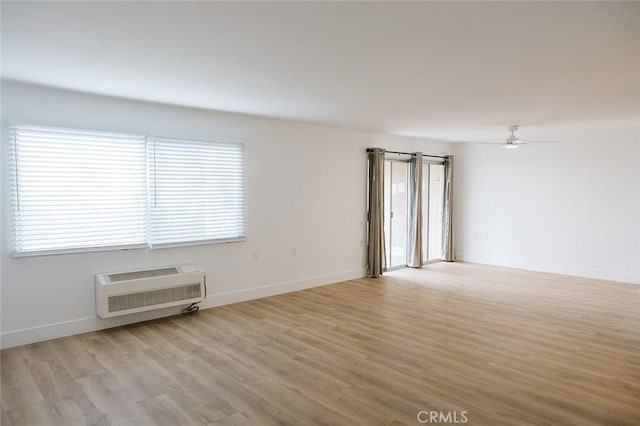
[407,153,423,267]
[367,148,386,277]
[442,155,455,261]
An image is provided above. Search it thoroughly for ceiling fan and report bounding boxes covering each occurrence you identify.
[474,125,562,149]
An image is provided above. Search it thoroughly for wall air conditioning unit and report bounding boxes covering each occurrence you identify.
[96,264,205,318]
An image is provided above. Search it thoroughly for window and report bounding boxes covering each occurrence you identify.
[149,136,245,247]
[9,126,148,254]
[9,125,245,256]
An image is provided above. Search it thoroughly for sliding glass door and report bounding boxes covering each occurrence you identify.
[384,158,444,269]
[384,160,409,269]
[422,162,445,263]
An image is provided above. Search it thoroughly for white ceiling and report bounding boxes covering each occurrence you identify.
[2,1,639,142]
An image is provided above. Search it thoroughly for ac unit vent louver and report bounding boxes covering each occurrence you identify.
[108,283,202,313]
[96,264,205,318]
[107,267,180,282]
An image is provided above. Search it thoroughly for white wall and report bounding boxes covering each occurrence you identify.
[454,126,640,284]
[0,80,451,348]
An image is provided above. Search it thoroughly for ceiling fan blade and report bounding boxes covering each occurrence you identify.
[519,139,562,144]
[472,141,506,145]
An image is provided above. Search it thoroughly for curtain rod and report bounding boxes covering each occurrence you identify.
[366,148,448,159]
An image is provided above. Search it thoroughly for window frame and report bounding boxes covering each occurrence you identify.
[147,134,247,249]
[8,124,247,258]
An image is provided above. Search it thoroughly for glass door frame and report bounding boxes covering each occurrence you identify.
[381,156,446,271]
[384,158,410,271]
[423,159,446,265]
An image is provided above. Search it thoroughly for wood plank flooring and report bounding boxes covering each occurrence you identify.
[2,262,639,425]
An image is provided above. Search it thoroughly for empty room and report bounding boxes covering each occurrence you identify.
[1,1,638,425]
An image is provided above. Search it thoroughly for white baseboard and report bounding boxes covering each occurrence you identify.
[456,253,640,284]
[0,268,365,349]
[200,268,366,308]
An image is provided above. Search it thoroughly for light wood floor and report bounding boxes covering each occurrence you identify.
[2,262,639,425]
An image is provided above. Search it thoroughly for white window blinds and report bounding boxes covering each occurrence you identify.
[9,125,246,256]
[10,126,148,255]
[149,137,245,247]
